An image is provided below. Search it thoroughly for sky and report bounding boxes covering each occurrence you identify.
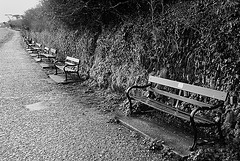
[0,0,40,23]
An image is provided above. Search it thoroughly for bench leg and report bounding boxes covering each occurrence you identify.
[217,119,224,144]
[129,99,133,115]
[77,72,81,79]
[55,67,58,75]
[190,117,198,151]
[65,72,68,81]
[126,96,133,116]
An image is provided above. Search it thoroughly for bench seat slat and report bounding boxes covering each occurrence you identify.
[26,48,39,51]
[55,65,76,72]
[28,43,35,46]
[149,76,227,101]
[66,56,80,63]
[132,96,214,124]
[149,87,212,108]
[44,47,50,51]
[54,56,80,81]
[50,48,57,54]
[31,47,41,50]
[65,62,76,66]
[36,43,42,48]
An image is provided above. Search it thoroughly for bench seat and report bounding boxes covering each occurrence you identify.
[38,48,57,63]
[26,41,41,53]
[131,95,214,124]
[55,65,77,73]
[40,48,56,58]
[41,53,56,58]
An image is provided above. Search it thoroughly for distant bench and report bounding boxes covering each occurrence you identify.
[23,37,34,49]
[25,40,43,56]
[126,75,228,150]
[22,38,57,63]
[25,41,41,52]
[54,56,80,81]
[39,47,57,62]
[23,36,32,49]
[38,46,50,58]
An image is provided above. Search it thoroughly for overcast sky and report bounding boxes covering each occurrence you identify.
[0,0,40,22]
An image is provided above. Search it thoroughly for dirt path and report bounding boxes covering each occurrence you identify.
[0,28,169,160]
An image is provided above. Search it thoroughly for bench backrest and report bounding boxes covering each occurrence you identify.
[148,76,228,108]
[50,48,57,55]
[36,43,42,48]
[65,56,80,70]
[44,47,49,53]
[149,76,227,101]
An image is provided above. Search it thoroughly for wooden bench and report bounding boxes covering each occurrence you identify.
[23,36,31,45]
[26,41,42,53]
[35,43,42,51]
[41,47,50,55]
[54,56,80,81]
[25,40,35,51]
[39,48,57,59]
[126,75,228,150]
[24,37,33,48]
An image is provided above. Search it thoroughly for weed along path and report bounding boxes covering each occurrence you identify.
[0,28,171,160]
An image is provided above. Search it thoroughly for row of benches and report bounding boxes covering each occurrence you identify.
[126,76,228,150]
[22,36,229,151]
[23,36,81,81]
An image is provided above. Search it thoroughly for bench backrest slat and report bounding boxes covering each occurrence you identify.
[65,62,76,66]
[44,47,49,53]
[66,56,80,64]
[50,48,57,54]
[149,87,212,107]
[44,47,49,51]
[149,76,227,101]
[36,43,41,47]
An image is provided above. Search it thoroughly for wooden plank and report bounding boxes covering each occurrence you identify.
[50,48,57,54]
[65,62,76,66]
[66,56,80,63]
[36,43,42,47]
[149,76,227,101]
[149,87,212,108]
[44,47,50,52]
[41,54,56,58]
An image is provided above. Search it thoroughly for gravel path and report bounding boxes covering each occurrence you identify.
[0,28,165,161]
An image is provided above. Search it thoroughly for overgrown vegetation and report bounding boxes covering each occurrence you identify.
[15,0,240,159]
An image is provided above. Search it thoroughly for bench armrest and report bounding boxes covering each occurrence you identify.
[54,60,64,65]
[63,64,77,69]
[126,83,152,100]
[63,64,78,73]
[199,101,224,111]
[64,64,76,67]
[190,101,224,123]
